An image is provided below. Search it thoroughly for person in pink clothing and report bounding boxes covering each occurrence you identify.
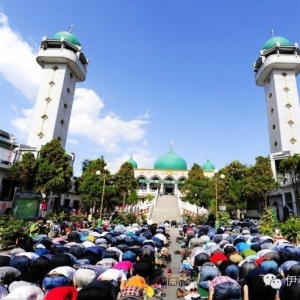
[41,199,48,218]
[112,260,133,277]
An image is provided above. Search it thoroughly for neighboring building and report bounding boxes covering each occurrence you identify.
[127,150,216,196]
[0,130,18,212]
[253,34,300,218]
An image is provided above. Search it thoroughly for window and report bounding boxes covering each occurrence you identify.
[70,73,73,78]
[283,87,290,92]
[285,103,292,108]
[37,132,44,138]
[274,141,277,147]
[267,78,270,83]
[270,108,274,113]
[67,88,70,94]
[272,124,276,130]
[269,92,272,98]
[64,103,68,109]
[60,119,64,125]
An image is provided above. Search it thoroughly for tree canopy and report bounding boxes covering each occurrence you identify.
[183,163,212,208]
[241,156,277,209]
[35,139,73,197]
[114,162,138,208]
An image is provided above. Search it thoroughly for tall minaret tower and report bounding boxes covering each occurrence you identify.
[27,29,88,149]
[253,33,300,175]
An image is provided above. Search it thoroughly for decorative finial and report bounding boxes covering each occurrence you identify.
[270,29,274,37]
[130,152,133,158]
[69,25,74,33]
[170,139,174,151]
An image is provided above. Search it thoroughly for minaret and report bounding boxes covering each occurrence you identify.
[253,33,300,159]
[27,28,88,149]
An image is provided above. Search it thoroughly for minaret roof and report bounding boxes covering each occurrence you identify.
[262,36,290,50]
[52,31,81,46]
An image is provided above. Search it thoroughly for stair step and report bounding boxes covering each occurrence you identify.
[151,195,181,223]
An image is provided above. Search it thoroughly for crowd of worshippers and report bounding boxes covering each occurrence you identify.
[0,220,171,299]
[174,223,300,300]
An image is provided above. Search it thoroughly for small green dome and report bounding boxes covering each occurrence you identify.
[202,160,215,171]
[52,31,81,46]
[262,36,290,50]
[154,150,187,170]
[128,157,138,169]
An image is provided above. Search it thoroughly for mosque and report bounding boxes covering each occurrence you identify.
[126,150,216,196]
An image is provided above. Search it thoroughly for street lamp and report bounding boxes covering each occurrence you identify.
[215,172,225,230]
[96,166,109,225]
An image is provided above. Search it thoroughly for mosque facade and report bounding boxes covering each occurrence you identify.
[127,150,216,196]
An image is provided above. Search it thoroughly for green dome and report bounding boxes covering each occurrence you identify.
[202,160,215,171]
[154,150,187,170]
[128,157,138,169]
[52,31,81,46]
[262,36,290,50]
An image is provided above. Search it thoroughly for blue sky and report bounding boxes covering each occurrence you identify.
[0,0,300,175]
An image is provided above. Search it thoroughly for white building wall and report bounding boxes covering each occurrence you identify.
[264,69,300,154]
[27,64,77,149]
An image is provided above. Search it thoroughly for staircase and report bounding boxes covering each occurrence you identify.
[150,195,181,224]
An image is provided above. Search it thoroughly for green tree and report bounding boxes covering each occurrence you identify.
[226,160,247,181]
[221,161,248,213]
[35,140,73,199]
[279,154,300,213]
[82,159,92,172]
[279,216,300,243]
[18,152,37,191]
[183,163,212,208]
[115,162,138,209]
[78,158,117,216]
[241,156,277,209]
[7,152,37,191]
[127,190,139,205]
[259,208,276,236]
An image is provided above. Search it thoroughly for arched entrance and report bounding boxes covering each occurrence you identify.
[137,176,147,190]
[163,177,175,195]
[177,177,186,193]
[149,176,161,191]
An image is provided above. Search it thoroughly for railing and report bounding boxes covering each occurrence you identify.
[178,192,208,218]
[147,190,158,220]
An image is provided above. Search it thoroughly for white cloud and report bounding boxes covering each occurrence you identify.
[11,107,33,139]
[0,13,41,101]
[70,88,149,152]
[67,138,79,146]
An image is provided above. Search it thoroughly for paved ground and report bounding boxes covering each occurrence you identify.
[163,226,184,299]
